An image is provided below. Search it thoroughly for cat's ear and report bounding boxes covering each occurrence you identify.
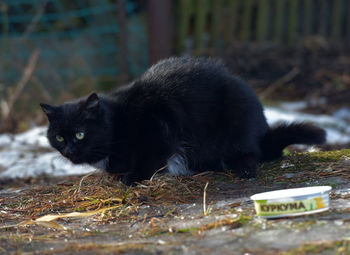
[81,93,100,118]
[84,93,99,110]
[40,103,57,120]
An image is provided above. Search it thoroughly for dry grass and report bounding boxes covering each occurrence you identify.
[0,172,215,226]
[2,150,350,225]
[2,150,350,254]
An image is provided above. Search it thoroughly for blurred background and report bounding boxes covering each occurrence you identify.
[3,3,350,252]
[0,0,350,133]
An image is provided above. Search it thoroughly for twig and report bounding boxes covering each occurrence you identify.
[193,171,212,177]
[21,1,47,40]
[150,164,168,182]
[149,154,176,181]
[203,181,209,215]
[2,49,40,122]
[130,214,164,227]
[260,67,300,99]
[77,170,98,194]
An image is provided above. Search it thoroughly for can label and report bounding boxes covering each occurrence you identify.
[254,196,326,216]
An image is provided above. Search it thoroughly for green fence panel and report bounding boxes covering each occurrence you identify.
[176,0,350,53]
[0,0,149,96]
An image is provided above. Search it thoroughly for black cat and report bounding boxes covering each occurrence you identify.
[40,57,326,185]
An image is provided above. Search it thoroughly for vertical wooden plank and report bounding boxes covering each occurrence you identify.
[1,3,9,46]
[0,2,9,82]
[257,0,269,42]
[303,0,313,36]
[287,0,298,45]
[194,0,208,55]
[117,0,128,82]
[209,0,221,50]
[176,0,191,54]
[221,0,230,46]
[331,0,343,39]
[274,0,285,43]
[226,0,239,45]
[347,0,350,42]
[147,0,173,64]
[318,0,328,36]
[240,0,254,41]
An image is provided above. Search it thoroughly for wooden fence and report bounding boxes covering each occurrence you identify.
[176,0,350,54]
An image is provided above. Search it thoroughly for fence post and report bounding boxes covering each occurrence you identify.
[257,0,269,42]
[331,0,343,39]
[117,0,129,83]
[225,0,239,47]
[318,0,328,36]
[194,0,208,55]
[274,0,285,43]
[347,1,350,42]
[210,0,221,51]
[147,0,173,64]
[177,0,192,54]
[303,0,313,36]
[240,0,254,41]
[287,0,298,45]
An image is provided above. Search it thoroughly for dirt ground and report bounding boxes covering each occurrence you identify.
[2,150,350,255]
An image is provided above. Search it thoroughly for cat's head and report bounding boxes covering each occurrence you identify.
[40,93,111,165]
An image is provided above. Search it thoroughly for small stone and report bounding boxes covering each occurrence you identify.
[281,163,295,169]
[158,239,166,245]
[284,173,296,178]
[324,166,333,173]
[334,220,343,226]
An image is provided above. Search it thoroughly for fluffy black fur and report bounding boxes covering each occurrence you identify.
[40,57,326,184]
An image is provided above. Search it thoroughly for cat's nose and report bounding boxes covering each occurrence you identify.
[64,146,75,157]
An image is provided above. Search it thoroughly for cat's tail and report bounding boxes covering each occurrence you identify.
[260,122,326,162]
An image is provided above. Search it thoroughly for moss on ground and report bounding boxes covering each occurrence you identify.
[284,240,350,255]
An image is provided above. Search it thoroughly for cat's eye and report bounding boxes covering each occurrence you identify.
[56,135,64,142]
[75,132,85,140]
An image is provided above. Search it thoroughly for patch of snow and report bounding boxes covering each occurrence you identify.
[265,107,350,144]
[14,127,49,147]
[0,135,12,145]
[280,101,308,111]
[307,146,321,152]
[0,127,95,179]
[334,188,350,197]
[332,107,350,122]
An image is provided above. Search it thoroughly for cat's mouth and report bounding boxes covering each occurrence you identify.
[63,154,84,164]
[68,157,84,164]
[65,154,103,165]
[70,158,84,164]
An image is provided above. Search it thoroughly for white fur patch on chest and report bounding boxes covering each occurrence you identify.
[92,157,109,170]
[167,153,191,176]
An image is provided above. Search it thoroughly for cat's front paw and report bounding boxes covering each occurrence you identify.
[122,172,142,186]
[233,155,259,178]
[236,168,257,178]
